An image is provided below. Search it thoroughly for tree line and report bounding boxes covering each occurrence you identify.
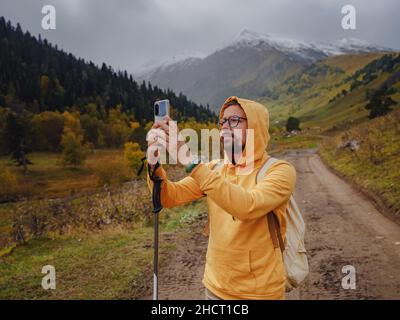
[0,16,216,128]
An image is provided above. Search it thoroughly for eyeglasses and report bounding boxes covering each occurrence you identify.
[219,115,247,128]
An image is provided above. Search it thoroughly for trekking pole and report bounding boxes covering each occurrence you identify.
[151,176,163,300]
[137,157,163,300]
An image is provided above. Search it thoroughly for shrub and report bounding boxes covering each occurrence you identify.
[0,165,19,201]
[61,131,88,167]
[91,156,130,186]
[124,142,145,176]
[286,116,301,132]
[5,181,152,245]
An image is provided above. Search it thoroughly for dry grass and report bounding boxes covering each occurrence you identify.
[0,149,131,200]
[319,109,400,215]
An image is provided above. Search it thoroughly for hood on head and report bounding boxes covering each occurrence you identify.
[219,96,270,165]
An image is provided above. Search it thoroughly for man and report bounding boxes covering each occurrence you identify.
[146,96,296,300]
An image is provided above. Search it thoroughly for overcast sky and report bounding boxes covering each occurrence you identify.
[1,0,399,74]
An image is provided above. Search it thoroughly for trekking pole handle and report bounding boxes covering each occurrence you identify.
[152,177,163,213]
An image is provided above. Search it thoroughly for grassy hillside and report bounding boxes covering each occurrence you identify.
[260,53,397,129]
[298,53,400,131]
[319,108,400,217]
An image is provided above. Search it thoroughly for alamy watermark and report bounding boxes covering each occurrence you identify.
[41,265,56,290]
[41,5,56,30]
[341,265,356,290]
[146,121,256,174]
[341,5,356,30]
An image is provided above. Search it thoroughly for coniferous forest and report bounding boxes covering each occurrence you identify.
[0,17,216,155]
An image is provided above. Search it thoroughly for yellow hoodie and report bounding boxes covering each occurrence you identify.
[147,96,296,300]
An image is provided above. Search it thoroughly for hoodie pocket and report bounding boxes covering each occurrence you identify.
[206,245,256,294]
[250,248,285,294]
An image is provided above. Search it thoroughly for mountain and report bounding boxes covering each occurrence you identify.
[135,28,393,111]
[0,17,215,123]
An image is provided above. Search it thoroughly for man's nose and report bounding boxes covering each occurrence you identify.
[221,120,230,130]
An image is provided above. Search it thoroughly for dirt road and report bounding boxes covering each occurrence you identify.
[143,149,400,300]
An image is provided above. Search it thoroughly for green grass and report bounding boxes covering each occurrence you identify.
[0,199,208,299]
[268,133,322,153]
[0,229,152,299]
[319,109,400,214]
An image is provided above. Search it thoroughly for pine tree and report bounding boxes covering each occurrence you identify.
[286,116,301,132]
[365,85,396,119]
[5,113,33,172]
[366,94,395,119]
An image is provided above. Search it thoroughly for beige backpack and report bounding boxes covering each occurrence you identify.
[207,157,309,291]
[256,157,309,291]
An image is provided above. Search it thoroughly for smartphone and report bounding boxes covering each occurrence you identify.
[154,99,170,122]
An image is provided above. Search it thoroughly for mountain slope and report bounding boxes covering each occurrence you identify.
[263,53,400,131]
[136,28,393,110]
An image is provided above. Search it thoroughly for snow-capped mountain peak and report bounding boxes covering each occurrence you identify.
[235,28,266,42]
[229,28,391,59]
[336,37,370,47]
[234,28,309,50]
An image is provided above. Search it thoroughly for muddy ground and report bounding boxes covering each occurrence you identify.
[142,149,400,300]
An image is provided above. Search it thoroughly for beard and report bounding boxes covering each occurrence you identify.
[220,132,245,165]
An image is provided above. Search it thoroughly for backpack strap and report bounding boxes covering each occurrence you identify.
[256,156,278,183]
[267,212,285,252]
[258,156,285,253]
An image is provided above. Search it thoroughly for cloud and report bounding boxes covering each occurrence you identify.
[0,0,398,73]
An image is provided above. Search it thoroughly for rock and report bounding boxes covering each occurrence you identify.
[340,139,360,151]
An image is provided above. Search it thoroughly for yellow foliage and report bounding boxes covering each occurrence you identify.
[124,142,145,175]
[130,121,140,130]
[62,111,84,139]
[91,156,130,186]
[178,117,217,133]
[0,165,18,199]
[144,121,153,131]
[60,131,88,167]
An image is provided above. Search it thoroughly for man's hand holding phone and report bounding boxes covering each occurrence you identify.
[147,115,192,168]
